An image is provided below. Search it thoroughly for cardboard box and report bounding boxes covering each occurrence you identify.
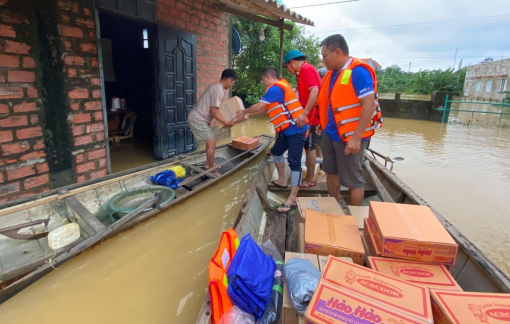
[369,202,458,266]
[231,136,259,151]
[306,281,427,324]
[347,205,369,229]
[367,257,462,292]
[431,290,510,324]
[297,197,344,222]
[321,256,433,324]
[212,96,245,127]
[318,255,352,272]
[283,252,320,324]
[304,210,365,265]
[363,218,382,257]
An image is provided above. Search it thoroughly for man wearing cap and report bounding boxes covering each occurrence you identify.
[284,49,322,188]
[317,34,383,206]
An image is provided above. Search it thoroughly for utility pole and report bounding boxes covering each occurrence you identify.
[408,62,412,72]
[453,48,458,69]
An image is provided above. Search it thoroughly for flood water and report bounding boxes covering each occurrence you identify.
[1,115,509,323]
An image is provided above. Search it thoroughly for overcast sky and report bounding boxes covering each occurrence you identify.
[285,0,510,71]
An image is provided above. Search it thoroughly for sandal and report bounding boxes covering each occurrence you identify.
[268,181,288,189]
[276,204,297,214]
[300,180,317,188]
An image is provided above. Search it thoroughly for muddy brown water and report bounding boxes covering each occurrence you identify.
[1,116,509,323]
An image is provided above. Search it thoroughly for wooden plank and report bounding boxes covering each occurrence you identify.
[298,223,305,253]
[285,208,300,253]
[64,196,105,233]
[364,161,395,203]
[268,182,377,195]
[180,162,216,179]
[262,211,286,258]
[218,4,293,30]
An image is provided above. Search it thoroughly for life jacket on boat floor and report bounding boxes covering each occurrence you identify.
[208,229,240,324]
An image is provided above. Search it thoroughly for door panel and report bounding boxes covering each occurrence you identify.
[154,25,197,160]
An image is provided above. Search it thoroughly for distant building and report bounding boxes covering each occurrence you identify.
[463,58,509,100]
[361,58,382,69]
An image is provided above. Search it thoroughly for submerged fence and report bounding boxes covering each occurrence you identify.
[436,95,510,127]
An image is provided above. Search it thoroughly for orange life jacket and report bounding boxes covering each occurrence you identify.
[265,79,308,133]
[208,229,240,324]
[318,57,383,142]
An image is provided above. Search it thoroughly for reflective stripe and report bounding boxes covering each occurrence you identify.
[274,120,293,129]
[342,125,377,138]
[335,103,361,113]
[340,117,359,125]
[288,107,303,114]
[267,104,283,114]
[341,69,352,85]
[285,98,299,106]
[270,111,290,122]
[223,274,228,288]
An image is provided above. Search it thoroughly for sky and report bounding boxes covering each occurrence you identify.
[284,0,510,72]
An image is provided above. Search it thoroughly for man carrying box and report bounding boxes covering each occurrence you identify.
[317,34,383,205]
[237,67,309,213]
[283,49,322,188]
[188,69,238,173]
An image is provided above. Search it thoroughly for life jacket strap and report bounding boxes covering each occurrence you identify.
[270,111,291,122]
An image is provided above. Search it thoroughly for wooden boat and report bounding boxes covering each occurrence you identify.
[0,134,273,303]
[196,149,510,323]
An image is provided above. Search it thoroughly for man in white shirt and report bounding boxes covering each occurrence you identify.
[188,69,237,172]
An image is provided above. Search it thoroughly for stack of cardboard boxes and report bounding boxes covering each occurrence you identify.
[283,198,510,324]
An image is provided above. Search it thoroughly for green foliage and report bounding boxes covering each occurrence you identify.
[232,17,321,104]
[376,66,466,96]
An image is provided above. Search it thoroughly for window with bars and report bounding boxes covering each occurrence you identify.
[486,80,492,91]
[500,79,507,92]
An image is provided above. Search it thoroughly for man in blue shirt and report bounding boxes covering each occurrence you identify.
[317,34,381,206]
[237,67,309,213]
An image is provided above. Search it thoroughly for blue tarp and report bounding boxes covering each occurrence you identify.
[149,170,183,189]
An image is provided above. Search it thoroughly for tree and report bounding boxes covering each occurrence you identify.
[232,17,321,104]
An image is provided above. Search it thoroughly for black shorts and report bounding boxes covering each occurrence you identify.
[304,125,319,151]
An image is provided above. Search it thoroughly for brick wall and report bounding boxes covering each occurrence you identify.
[0,0,107,202]
[157,0,228,97]
[57,0,107,183]
[0,4,50,202]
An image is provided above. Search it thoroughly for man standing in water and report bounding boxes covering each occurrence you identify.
[237,67,309,213]
[317,35,383,205]
[188,69,238,173]
[283,50,321,188]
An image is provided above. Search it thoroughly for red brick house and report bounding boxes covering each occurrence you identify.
[0,0,312,202]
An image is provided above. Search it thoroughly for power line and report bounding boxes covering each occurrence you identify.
[374,55,510,59]
[315,13,510,33]
[288,0,360,9]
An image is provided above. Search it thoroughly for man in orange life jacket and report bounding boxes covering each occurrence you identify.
[317,34,383,206]
[237,67,309,213]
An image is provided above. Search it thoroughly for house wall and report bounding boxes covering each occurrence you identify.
[0,0,229,202]
[463,58,510,101]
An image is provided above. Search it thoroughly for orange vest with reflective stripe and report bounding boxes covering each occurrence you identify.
[265,79,308,133]
[318,58,383,142]
[208,229,240,324]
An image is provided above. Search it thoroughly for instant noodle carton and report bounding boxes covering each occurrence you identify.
[369,202,458,266]
[297,197,345,222]
[231,136,259,151]
[212,96,246,127]
[318,256,433,324]
[306,281,428,324]
[363,218,381,257]
[367,257,462,292]
[430,290,510,324]
[304,210,365,265]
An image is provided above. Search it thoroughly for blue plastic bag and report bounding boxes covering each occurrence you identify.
[149,170,183,189]
[227,233,275,320]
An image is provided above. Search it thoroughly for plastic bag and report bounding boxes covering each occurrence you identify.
[149,170,183,189]
[218,306,255,324]
[283,258,321,316]
[257,240,284,324]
